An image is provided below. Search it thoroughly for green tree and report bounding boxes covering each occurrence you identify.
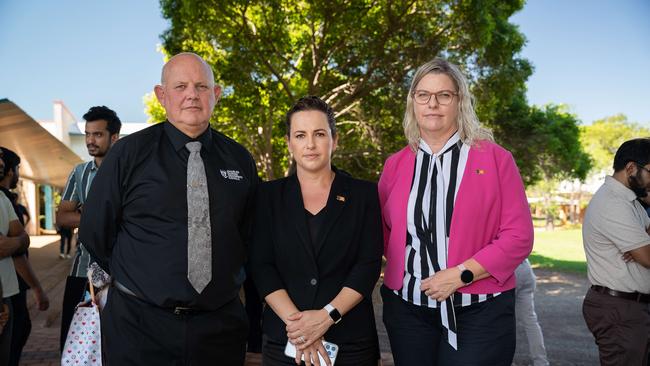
[580,114,650,172]
[143,92,166,123]
[153,0,534,180]
[493,92,592,185]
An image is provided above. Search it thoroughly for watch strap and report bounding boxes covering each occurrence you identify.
[457,263,474,285]
[323,303,342,324]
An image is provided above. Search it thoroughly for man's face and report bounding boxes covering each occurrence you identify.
[85,120,117,157]
[628,162,650,198]
[154,55,221,136]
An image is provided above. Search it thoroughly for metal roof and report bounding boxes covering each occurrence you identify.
[0,99,82,188]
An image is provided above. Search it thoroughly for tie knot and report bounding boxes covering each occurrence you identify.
[186,141,202,153]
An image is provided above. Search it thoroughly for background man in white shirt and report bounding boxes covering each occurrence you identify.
[582,138,650,365]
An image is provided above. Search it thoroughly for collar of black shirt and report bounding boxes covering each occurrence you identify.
[163,120,214,153]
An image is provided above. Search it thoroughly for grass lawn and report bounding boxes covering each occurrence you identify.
[530,228,587,273]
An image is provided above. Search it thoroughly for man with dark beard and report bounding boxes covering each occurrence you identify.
[55,106,121,351]
[582,138,650,366]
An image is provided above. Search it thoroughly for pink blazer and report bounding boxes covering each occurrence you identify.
[378,141,533,294]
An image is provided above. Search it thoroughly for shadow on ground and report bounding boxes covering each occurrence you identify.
[20,238,598,366]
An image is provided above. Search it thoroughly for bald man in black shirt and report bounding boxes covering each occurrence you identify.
[80,52,258,365]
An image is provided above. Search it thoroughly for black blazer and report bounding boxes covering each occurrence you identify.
[249,170,383,344]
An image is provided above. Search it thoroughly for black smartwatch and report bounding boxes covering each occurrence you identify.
[324,304,342,324]
[457,263,474,285]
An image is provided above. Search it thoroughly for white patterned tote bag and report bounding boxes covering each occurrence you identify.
[61,284,102,365]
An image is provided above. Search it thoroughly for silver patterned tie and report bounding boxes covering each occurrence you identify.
[186,141,212,293]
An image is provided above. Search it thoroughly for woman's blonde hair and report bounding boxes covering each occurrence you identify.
[403,58,493,151]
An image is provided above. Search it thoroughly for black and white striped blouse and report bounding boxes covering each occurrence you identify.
[395,132,500,349]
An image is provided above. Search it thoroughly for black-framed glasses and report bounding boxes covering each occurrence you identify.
[635,162,650,174]
[412,90,458,105]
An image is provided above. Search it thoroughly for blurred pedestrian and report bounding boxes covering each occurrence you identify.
[55,106,121,351]
[0,149,30,366]
[515,259,549,366]
[0,147,50,366]
[582,138,650,365]
[57,225,73,259]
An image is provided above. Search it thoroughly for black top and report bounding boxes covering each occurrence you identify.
[249,171,383,344]
[305,208,327,253]
[79,121,258,310]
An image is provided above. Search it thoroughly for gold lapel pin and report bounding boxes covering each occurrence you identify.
[476,169,485,175]
[336,195,346,202]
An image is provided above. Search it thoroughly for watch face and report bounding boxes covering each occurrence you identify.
[461,269,474,284]
[329,308,342,324]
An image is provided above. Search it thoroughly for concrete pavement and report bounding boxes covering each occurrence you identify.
[16,236,598,365]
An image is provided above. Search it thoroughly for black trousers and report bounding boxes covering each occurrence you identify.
[261,336,379,366]
[0,298,13,366]
[244,276,263,353]
[102,287,248,366]
[381,285,515,366]
[59,276,87,352]
[8,290,30,366]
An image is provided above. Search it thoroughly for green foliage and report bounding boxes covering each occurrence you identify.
[491,86,592,185]
[155,0,536,181]
[580,114,650,172]
[143,92,166,124]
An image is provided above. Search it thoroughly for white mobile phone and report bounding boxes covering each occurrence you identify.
[284,339,338,365]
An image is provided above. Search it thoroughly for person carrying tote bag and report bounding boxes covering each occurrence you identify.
[61,281,102,365]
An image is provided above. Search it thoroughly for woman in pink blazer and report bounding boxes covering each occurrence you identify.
[378,58,533,366]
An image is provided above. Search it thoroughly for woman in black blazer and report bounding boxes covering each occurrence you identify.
[250,96,383,366]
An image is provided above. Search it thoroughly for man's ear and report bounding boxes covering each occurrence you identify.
[625,161,638,176]
[214,85,222,102]
[154,85,165,107]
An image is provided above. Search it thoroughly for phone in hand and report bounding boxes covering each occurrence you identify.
[284,339,338,365]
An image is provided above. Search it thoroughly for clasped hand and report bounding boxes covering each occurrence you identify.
[292,336,331,366]
[286,309,333,349]
[420,267,464,302]
[286,310,334,366]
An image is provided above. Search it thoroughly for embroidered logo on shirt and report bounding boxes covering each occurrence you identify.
[220,169,243,181]
[336,195,346,202]
[476,169,485,175]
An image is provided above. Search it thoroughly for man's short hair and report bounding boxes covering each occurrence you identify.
[0,147,20,176]
[83,106,122,136]
[613,138,650,172]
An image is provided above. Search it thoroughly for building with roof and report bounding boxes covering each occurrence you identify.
[0,98,149,234]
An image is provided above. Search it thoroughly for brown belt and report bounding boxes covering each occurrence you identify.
[591,285,650,303]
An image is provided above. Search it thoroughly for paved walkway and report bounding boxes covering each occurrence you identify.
[17,236,597,365]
